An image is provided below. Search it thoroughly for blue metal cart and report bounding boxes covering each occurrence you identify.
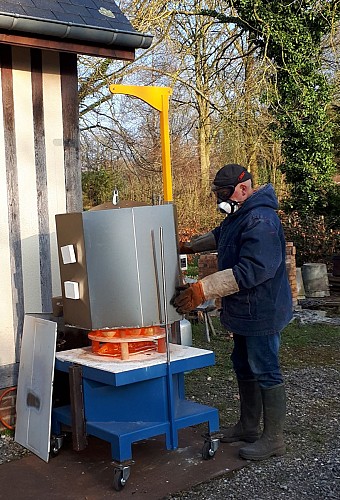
[51,344,219,489]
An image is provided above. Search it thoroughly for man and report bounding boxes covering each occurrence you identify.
[173,163,292,461]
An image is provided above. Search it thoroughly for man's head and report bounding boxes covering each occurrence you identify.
[212,164,253,214]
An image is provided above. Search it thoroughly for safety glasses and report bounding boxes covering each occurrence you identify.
[211,184,235,201]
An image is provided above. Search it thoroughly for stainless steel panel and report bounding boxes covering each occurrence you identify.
[15,315,57,463]
[133,205,180,325]
[56,204,182,330]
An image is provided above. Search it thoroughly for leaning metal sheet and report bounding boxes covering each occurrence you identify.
[15,315,57,462]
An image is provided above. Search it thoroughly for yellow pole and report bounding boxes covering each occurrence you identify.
[109,84,173,202]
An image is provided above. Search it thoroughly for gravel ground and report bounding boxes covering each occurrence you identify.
[0,434,29,464]
[167,365,340,500]
[1,366,337,499]
[0,310,339,499]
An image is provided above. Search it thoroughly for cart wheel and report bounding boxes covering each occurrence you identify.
[50,437,60,458]
[202,440,215,460]
[113,466,130,491]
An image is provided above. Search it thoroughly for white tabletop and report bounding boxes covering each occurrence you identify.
[56,344,213,374]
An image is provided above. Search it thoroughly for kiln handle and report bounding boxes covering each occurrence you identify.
[159,226,171,364]
[159,226,176,447]
[150,229,163,324]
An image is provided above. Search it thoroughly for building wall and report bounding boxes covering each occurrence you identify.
[0,45,81,384]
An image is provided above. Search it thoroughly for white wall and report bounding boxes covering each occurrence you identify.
[0,47,66,367]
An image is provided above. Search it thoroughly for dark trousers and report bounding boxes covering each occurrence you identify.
[231,332,283,388]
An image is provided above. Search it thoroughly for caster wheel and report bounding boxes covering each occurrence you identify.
[202,440,215,460]
[113,469,124,491]
[49,437,60,458]
[113,466,130,491]
[49,434,65,459]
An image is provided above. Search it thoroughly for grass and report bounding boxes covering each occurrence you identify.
[189,316,340,370]
[183,316,340,423]
[0,429,14,437]
[280,321,340,368]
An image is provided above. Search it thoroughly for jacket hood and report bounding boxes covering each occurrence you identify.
[238,183,278,214]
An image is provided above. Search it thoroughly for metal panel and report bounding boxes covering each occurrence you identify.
[83,204,181,329]
[15,315,57,463]
[56,204,182,330]
[83,207,139,328]
[133,205,180,325]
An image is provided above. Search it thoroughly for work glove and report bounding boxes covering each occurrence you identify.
[171,282,206,314]
[178,231,216,254]
[200,269,239,299]
[179,241,195,254]
[171,269,239,314]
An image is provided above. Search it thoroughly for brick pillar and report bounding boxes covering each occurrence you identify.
[0,387,16,431]
[198,253,218,279]
[286,242,298,309]
[198,253,221,309]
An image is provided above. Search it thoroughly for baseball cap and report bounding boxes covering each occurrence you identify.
[212,164,252,188]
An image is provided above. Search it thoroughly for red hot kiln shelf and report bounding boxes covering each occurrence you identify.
[88,326,166,360]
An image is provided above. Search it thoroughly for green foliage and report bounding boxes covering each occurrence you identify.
[280,210,340,268]
[329,101,340,165]
[81,169,125,208]
[186,255,199,278]
[204,1,339,212]
[0,428,14,437]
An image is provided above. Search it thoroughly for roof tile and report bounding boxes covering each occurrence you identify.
[20,6,57,20]
[0,1,26,15]
[0,0,152,50]
[0,1,136,31]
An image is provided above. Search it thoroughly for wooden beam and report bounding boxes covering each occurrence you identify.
[60,53,83,213]
[0,31,135,60]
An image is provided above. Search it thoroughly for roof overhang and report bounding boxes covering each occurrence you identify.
[0,12,152,59]
[0,29,136,60]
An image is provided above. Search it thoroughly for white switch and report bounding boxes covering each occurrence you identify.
[179,254,188,271]
[64,281,80,300]
[61,245,76,264]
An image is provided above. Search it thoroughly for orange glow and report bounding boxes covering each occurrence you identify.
[88,326,166,360]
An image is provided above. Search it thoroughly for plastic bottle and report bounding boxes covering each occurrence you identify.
[180,318,192,346]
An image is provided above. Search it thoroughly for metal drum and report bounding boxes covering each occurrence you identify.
[301,263,330,298]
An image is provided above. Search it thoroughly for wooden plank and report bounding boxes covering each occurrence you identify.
[0,32,135,60]
[60,52,83,213]
[69,365,88,451]
[31,48,53,313]
[0,45,24,362]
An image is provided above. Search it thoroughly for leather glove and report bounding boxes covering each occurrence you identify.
[178,232,216,254]
[170,284,189,305]
[178,241,195,254]
[171,282,206,314]
[200,269,239,298]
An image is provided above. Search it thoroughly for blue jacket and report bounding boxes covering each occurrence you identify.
[212,184,292,336]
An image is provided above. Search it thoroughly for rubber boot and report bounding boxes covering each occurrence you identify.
[220,379,262,443]
[239,383,286,460]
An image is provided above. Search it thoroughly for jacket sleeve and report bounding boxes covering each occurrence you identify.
[183,231,217,253]
[232,218,283,289]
